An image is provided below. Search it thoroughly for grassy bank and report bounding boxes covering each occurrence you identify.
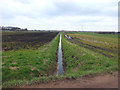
[65,32,118,59]
[2,33,60,88]
[62,33,118,77]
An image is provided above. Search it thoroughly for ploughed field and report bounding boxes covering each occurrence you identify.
[2,31,118,88]
[2,31,58,51]
[2,31,59,87]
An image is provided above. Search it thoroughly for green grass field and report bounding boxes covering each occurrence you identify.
[2,31,118,88]
[62,33,118,78]
[65,32,118,58]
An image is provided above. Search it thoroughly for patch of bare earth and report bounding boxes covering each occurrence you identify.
[9,67,18,70]
[20,72,118,88]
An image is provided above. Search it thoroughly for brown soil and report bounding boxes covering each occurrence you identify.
[9,67,19,70]
[20,72,118,88]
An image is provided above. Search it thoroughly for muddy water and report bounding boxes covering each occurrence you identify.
[57,34,64,76]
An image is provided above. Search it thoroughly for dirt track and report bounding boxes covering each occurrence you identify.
[20,72,118,88]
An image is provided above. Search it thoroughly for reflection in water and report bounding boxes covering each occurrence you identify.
[57,34,64,76]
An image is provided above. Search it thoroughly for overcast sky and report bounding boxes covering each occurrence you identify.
[0,0,118,31]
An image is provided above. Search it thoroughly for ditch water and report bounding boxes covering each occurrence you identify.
[57,34,64,76]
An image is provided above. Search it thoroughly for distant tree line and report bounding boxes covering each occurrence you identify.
[1,26,28,31]
[94,32,118,34]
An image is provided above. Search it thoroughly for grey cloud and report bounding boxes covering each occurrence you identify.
[0,0,117,20]
[0,9,15,19]
[0,7,37,19]
[44,2,99,17]
[43,1,117,17]
[0,0,117,31]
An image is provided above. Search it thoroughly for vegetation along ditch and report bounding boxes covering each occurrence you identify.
[2,31,118,88]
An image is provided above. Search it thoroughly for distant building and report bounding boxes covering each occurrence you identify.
[1,26,28,31]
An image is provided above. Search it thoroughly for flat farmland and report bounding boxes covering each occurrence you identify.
[62,32,118,78]
[2,31,118,88]
[2,31,59,87]
[2,31,58,51]
[65,32,118,58]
